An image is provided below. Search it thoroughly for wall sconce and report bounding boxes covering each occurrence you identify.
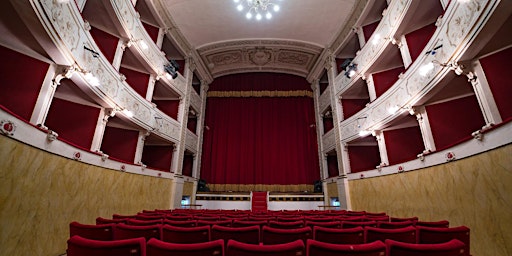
[164,59,180,79]
[387,105,410,114]
[47,130,58,142]
[122,109,134,118]
[344,63,358,78]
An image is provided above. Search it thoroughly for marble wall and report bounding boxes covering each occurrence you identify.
[0,136,173,256]
[326,182,338,200]
[349,143,512,256]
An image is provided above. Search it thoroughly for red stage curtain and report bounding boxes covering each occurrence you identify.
[200,73,320,185]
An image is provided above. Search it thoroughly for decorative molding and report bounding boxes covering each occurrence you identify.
[198,39,322,78]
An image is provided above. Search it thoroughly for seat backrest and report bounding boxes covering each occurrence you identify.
[69,222,115,241]
[304,216,334,222]
[113,223,161,241]
[165,215,193,221]
[226,239,304,256]
[268,220,305,229]
[127,219,162,226]
[377,220,414,229]
[304,220,341,229]
[197,219,232,227]
[390,216,419,222]
[275,216,304,222]
[415,220,450,228]
[147,238,224,256]
[232,220,267,228]
[96,217,128,225]
[261,226,312,245]
[163,219,197,227]
[307,239,386,256]
[211,225,260,246]
[313,226,364,244]
[417,226,470,256]
[161,224,210,244]
[341,220,377,228]
[386,238,466,256]
[67,235,145,256]
[365,226,417,243]
[113,214,137,220]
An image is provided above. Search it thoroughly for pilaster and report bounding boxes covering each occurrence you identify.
[134,130,150,165]
[373,130,389,167]
[169,174,185,209]
[471,60,502,126]
[365,74,377,102]
[336,176,350,210]
[30,65,69,126]
[412,106,436,155]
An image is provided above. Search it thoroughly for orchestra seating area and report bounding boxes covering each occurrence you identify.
[67,209,470,255]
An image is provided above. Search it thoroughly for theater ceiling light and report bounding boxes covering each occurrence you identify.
[234,0,280,21]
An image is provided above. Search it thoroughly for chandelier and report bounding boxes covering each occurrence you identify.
[234,0,281,20]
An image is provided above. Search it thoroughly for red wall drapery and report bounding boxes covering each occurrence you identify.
[200,73,320,185]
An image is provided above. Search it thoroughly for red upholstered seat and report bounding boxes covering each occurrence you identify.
[163,219,197,227]
[417,226,470,256]
[96,217,128,225]
[69,221,115,241]
[305,220,341,229]
[135,214,164,221]
[304,216,334,222]
[127,219,163,226]
[341,220,377,228]
[67,235,145,256]
[365,216,390,222]
[232,219,268,228]
[113,223,161,241]
[365,226,417,243]
[211,225,260,246]
[165,215,193,221]
[161,224,210,244]
[147,238,224,256]
[197,219,232,227]
[386,239,466,256]
[307,239,386,256]
[415,220,450,228]
[261,226,312,245]
[377,220,415,229]
[226,239,305,256]
[113,214,137,220]
[390,216,419,222]
[313,226,365,244]
[268,220,305,229]
[276,216,304,222]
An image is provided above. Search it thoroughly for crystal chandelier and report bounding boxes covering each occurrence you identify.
[234,0,281,21]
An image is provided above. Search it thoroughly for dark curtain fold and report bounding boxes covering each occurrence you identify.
[200,73,320,185]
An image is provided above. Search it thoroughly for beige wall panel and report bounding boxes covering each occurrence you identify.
[349,144,512,256]
[183,181,194,196]
[0,136,173,256]
[326,182,338,199]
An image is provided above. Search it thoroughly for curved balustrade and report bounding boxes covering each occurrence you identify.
[337,1,496,141]
[36,0,186,143]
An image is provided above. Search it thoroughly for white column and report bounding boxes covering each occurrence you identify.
[192,82,209,180]
[373,130,389,167]
[355,26,366,48]
[90,108,116,152]
[311,79,326,181]
[134,130,150,165]
[145,75,157,101]
[412,106,436,154]
[340,142,352,174]
[74,0,87,11]
[169,175,185,209]
[112,40,127,71]
[395,35,412,69]
[470,61,502,126]
[156,28,165,49]
[336,177,350,210]
[30,65,70,126]
[365,75,378,102]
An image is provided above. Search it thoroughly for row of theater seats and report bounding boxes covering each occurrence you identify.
[67,236,467,256]
[68,209,470,255]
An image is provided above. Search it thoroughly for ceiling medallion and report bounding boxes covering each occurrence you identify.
[234,0,281,21]
[248,48,272,66]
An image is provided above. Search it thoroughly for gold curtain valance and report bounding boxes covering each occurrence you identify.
[207,90,313,98]
[207,184,315,193]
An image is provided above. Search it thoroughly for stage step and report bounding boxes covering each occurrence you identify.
[251,191,268,211]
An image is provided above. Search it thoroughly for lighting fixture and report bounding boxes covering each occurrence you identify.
[84,72,100,86]
[344,63,358,78]
[234,0,280,21]
[164,59,180,79]
[122,109,134,118]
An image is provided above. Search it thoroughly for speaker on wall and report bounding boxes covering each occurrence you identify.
[197,179,210,192]
[314,180,323,193]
